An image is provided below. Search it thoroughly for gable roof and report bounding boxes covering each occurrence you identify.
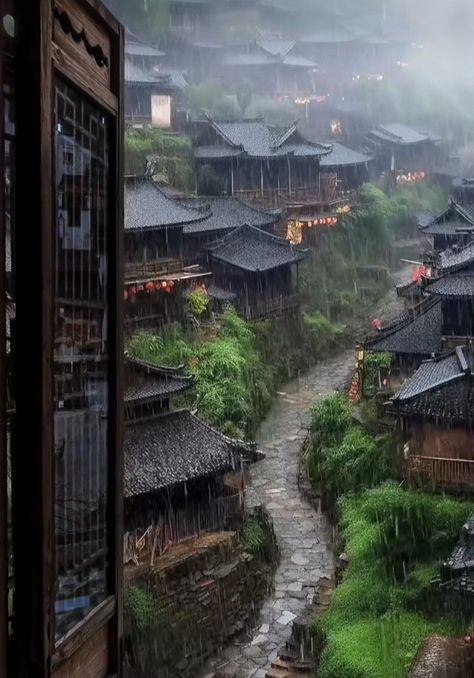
[419,201,474,236]
[208,224,307,272]
[124,409,257,497]
[125,179,210,231]
[425,273,474,298]
[369,124,432,146]
[125,58,187,89]
[198,118,331,160]
[363,298,442,356]
[125,355,194,408]
[321,142,372,167]
[182,196,280,235]
[299,27,357,44]
[257,40,296,57]
[393,346,472,402]
[125,40,166,58]
[437,240,474,274]
[391,347,474,423]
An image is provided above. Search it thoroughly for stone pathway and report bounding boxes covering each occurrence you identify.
[201,269,411,677]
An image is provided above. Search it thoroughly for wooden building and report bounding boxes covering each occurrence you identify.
[194,117,332,209]
[390,346,474,492]
[123,355,259,553]
[206,224,307,320]
[124,177,212,333]
[366,123,442,177]
[124,41,187,129]
[362,297,443,388]
[0,0,124,676]
[419,200,474,252]
[319,142,372,193]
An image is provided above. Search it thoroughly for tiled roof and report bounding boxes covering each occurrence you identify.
[364,299,442,356]
[369,124,431,146]
[125,59,187,89]
[125,179,209,231]
[183,196,280,235]
[194,145,242,159]
[124,409,257,496]
[223,53,276,67]
[392,346,472,402]
[416,210,435,228]
[425,273,474,297]
[125,41,166,58]
[421,220,474,236]
[396,279,424,300]
[257,40,296,57]
[125,356,194,407]
[201,118,331,159]
[438,241,474,273]
[209,224,307,272]
[321,142,372,167]
[299,27,356,43]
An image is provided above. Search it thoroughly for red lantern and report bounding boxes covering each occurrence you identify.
[146,281,155,292]
[168,280,175,288]
[372,318,382,331]
[164,286,171,293]
[124,289,128,301]
[161,281,167,288]
[154,281,161,291]
[136,285,144,293]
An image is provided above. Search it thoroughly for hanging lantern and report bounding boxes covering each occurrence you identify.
[168,280,175,288]
[146,281,155,292]
[164,286,171,293]
[161,281,167,288]
[153,281,161,291]
[320,218,326,225]
[124,289,128,301]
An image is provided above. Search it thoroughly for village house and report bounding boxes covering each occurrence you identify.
[390,346,474,493]
[205,224,308,320]
[418,200,474,253]
[124,177,212,332]
[125,38,187,129]
[366,123,442,180]
[123,355,260,559]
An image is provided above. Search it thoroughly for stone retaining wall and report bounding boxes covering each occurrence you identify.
[125,520,276,678]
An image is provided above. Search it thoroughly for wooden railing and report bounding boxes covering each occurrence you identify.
[124,257,184,282]
[234,187,358,211]
[243,293,301,320]
[406,455,474,490]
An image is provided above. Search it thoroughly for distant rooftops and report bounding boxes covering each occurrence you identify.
[125,178,209,231]
[368,124,434,146]
[208,224,307,272]
[125,40,166,59]
[321,142,372,168]
[182,195,280,235]
[437,240,474,274]
[196,117,331,160]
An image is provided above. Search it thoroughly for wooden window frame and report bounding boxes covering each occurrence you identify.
[12,1,124,676]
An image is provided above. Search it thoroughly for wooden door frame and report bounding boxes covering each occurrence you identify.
[12,1,124,675]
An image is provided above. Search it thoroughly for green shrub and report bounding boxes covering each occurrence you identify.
[363,352,392,395]
[310,394,354,449]
[187,288,209,317]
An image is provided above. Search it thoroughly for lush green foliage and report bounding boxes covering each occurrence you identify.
[316,485,473,678]
[363,352,392,395]
[300,182,448,321]
[125,128,194,190]
[187,288,209,317]
[129,308,344,436]
[241,511,278,564]
[186,82,240,120]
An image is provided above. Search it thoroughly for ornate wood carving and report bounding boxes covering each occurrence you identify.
[53,6,108,68]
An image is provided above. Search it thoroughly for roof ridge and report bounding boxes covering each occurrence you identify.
[125,355,193,381]
[209,223,308,253]
[363,297,440,347]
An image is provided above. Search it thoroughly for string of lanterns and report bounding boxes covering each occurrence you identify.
[124,279,175,301]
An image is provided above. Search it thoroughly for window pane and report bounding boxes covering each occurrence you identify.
[54,79,110,641]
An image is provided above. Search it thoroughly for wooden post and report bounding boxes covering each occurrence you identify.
[287,156,292,196]
[260,160,264,197]
[231,159,234,196]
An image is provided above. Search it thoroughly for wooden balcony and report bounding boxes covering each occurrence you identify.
[405,455,474,492]
[234,187,358,214]
[242,293,301,321]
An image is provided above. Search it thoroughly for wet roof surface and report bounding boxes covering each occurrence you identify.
[321,142,372,167]
[124,409,251,496]
[209,224,307,272]
[125,41,166,58]
[201,119,330,158]
[183,196,279,234]
[370,124,431,145]
[425,273,474,297]
[438,241,474,272]
[125,179,209,230]
[421,220,474,236]
[393,348,471,402]
[125,356,194,406]
[364,299,442,355]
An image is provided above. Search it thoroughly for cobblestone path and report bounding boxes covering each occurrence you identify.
[202,270,410,677]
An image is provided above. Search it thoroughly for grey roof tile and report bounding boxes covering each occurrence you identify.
[364,299,442,355]
[321,142,372,167]
[124,409,255,496]
[183,196,280,235]
[438,241,474,273]
[426,273,474,297]
[256,40,296,57]
[125,179,209,231]
[421,220,474,236]
[125,41,166,58]
[209,224,307,272]
[125,356,194,407]
[393,348,471,402]
[370,123,431,145]
[201,119,330,159]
